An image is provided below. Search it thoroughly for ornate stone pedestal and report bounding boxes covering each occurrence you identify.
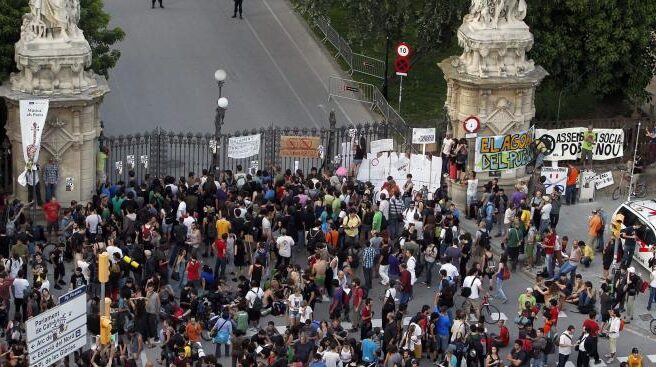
[439,1,547,201]
[0,0,110,203]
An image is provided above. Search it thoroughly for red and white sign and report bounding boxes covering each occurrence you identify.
[396,43,411,57]
[462,115,481,133]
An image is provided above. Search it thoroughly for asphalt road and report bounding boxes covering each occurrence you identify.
[100,0,376,135]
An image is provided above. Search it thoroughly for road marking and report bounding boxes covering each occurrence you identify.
[559,310,568,318]
[616,357,628,363]
[565,361,575,367]
[468,312,508,322]
[372,319,382,328]
[260,0,360,126]
[591,360,607,367]
[244,17,321,128]
[647,355,656,363]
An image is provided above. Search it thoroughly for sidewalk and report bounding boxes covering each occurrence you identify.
[458,196,656,335]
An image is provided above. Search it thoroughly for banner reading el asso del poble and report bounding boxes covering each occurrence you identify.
[474,127,534,172]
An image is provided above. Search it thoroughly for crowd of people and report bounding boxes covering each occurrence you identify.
[0,153,654,367]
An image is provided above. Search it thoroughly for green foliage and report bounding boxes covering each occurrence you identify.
[527,0,656,104]
[79,0,125,79]
[0,0,28,83]
[415,0,468,56]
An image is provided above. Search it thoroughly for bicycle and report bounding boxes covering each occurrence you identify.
[611,166,647,200]
[480,295,502,325]
[651,317,656,336]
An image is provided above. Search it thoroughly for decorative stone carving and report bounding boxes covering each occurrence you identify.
[465,0,527,29]
[9,0,95,94]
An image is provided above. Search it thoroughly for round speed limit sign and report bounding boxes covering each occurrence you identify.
[396,43,411,57]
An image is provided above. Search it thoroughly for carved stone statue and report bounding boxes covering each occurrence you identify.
[21,0,83,41]
[464,0,527,28]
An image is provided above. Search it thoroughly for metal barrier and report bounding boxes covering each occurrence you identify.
[312,16,384,80]
[352,52,386,80]
[329,76,411,150]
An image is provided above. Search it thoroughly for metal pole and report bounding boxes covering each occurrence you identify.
[628,121,641,201]
[398,75,403,114]
[382,32,390,99]
[100,282,105,316]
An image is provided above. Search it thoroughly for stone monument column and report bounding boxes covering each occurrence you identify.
[438,0,547,205]
[0,0,109,203]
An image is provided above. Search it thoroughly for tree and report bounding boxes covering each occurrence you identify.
[0,0,124,83]
[340,0,411,44]
[0,0,27,83]
[78,0,125,79]
[415,0,468,58]
[527,0,656,104]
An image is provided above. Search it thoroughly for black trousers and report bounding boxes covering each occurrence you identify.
[152,0,162,7]
[233,0,243,16]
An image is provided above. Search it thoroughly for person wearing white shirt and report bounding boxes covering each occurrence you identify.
[182,214,195,236]
[462,269,483,319]
[323,347,341,367]
[245,282,264,329]
[441,135,455,174]
[466,172,479,217]
[176,200,187,221]
[647,264,656,311]
[287,288,304,326]
[11,270,29,322]
[540,197,552,234]
[276,230,294,269]
[378,196,390,220]
[605,309,621,363]
[406,251,417,285]
[439,261,459,282]
[299,301,313,324]
[557,325,577,367]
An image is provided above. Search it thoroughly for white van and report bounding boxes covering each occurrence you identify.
[612,200,656,270]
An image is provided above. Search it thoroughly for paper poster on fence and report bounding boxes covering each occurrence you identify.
[370,139,394,154]
[535,128,624,161]
[356,152,442,195]
[541,167,568,194]
[474,127,534,172]
[227,134,261,159]
[279,136,321,158]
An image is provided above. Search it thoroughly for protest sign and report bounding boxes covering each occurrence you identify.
[370,139,394,154]
[541,167,568,194]
[474,127,534,172]
[227,134,261,159]
[412,128,436,144]
[279,136,321,158]
[535,128,624,161]
[593,171,614,189]
[356,152,442,195]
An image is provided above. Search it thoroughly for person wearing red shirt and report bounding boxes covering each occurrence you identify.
[582,311,601,364]
[399,263,412,311]
[214,233,228,279]
[42,197,61,237]
[350,279,364,332]
[360,298,373,339]
[544,299,560,334]
[186,254,202,287]
[492,319,510,348]
[543,227,556,278]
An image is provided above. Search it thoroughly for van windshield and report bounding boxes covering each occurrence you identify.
[617,206,656,245]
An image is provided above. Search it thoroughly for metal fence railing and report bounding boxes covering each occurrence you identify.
[313,16,384,80]
[328,76,412,151]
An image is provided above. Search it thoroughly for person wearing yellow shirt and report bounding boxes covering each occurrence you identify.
[627,348,643,367]
[216,215,231,240]
[342,208,361,248]
[581,243,595,267]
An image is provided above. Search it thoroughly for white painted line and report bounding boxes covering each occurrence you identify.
[616,357,628,363]
[372,318,382,328]
[403,316,412,326]
[558,311,568,318]
[565,361,575,367]
[244,18,321,128]
[275,326,287,335]
[341,321,353,330]
[647,355,656,363]
[260,0,356,126]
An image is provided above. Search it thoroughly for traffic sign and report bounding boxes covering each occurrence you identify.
[396,42,411,57]
[394,57,410,74]
[463,115,481,133]
[58,285,86,304]
[28,286,87,367]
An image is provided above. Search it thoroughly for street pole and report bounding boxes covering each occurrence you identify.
[398,75,403,114]
[382,31,390,99]
[213,69,227,174]
[628,121,642,202]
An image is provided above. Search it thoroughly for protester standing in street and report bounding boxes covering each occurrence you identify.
[232,0,243,18]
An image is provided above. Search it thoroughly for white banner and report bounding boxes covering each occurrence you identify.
[356,152,442,195]
[541,167,568,194]
[535,127,624,161]
[227,134,261,159]
[17,99,49,187]
[370,139,394,154]
[412,128,436,144]
[593,171,614,189]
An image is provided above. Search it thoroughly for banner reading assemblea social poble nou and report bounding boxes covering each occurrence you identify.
[474,127,534,172]
[535,127,624,161]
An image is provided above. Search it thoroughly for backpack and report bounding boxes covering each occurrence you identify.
[522,338,534,358]
[502,265,511,280]
[444,226,454,245]
[236,175,247,189]
[206,216,218,239]
[544,335,556,354]
[306,228,323,252]
[554,332,570,347]
[478,230,490,248]
[250,288,263,312]
[461,276,478,298]
[236,310,249,332]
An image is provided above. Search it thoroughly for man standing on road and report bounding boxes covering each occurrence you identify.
[462,268,483,320]
[232,0,243,19]
[361,240,376,291]
[620,222,640,268]
[152,0,163,9]
[648,262,656,311]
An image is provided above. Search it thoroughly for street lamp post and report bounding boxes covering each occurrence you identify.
[213,69,227,173]
[214,97,228,173]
